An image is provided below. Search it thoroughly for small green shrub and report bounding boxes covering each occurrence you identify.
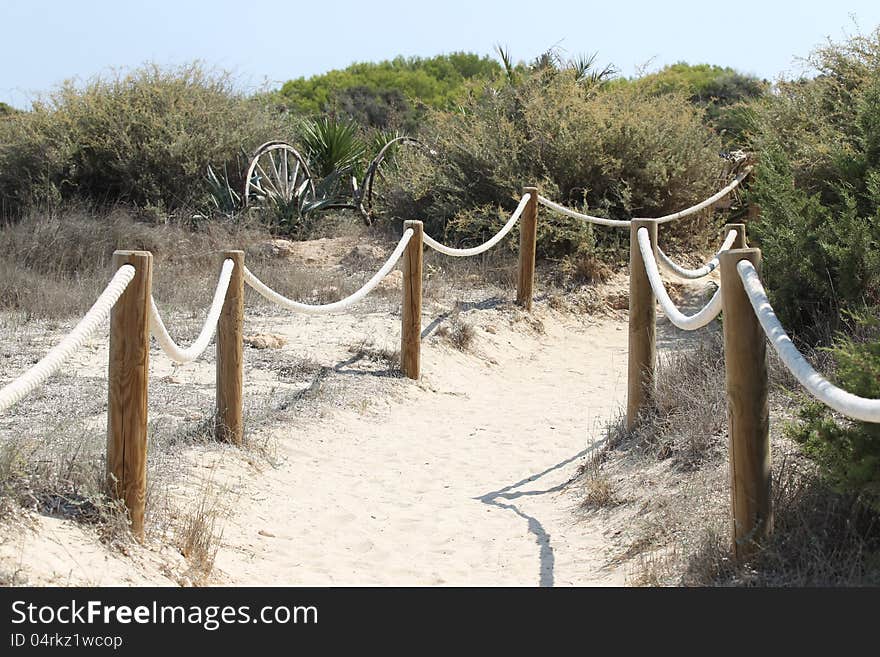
[787,313,880,511]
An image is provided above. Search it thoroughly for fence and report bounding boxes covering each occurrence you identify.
[1,165,878,561]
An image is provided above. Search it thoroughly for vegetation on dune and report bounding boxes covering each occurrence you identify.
[379,50,727,258]
[272,53,502,130]
[0,63,297,217]
[625,62,766,131]
[787,313,880,513]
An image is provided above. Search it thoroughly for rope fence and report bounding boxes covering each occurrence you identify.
[1,165,876,560]
[738,260,880,423]
[0,265,136,414]
[243,229,414,314]
[150,258,234,364]
[636,226,723,331]
[657,229,737,279]
[423,194,531,256]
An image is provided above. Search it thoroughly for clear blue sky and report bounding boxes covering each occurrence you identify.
[2,0,880,109]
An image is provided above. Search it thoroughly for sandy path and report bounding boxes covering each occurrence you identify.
[213,309,630,586]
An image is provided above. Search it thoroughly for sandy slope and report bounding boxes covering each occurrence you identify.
[210,307,630,586]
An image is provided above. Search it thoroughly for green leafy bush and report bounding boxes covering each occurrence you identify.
[747,30,880,337]
[787,314,880,511]
[0,63,296,216]
[274,53,501,130]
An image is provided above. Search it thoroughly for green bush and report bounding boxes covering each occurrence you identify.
[0,63,296,216]
[381,67,724,257]
[274,53,501,130]
[747,30,880,337]
[787,314,880,511]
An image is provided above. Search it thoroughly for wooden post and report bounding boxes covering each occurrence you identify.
[719,248,771,560]
[516,187,538,311]
[626,219,657,430]
[401,220,423,379]
[724,222,747,249]
[107,250,152,540]
[216,250,244,445]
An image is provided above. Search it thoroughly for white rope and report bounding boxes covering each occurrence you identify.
[244,229,414,314]
[149,259,234,364]
[423,194,532,256]
[536,195,631,227]
[637,227,723,331]
[738,260,880,423]
[0,265,136,414]
[652,167,752,224]
[657,229,738,280]
[537,168,751,228]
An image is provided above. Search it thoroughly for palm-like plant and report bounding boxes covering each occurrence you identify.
[569,52,617,87]
[301,117,367,178]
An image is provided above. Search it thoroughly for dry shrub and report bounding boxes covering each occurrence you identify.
[592,335,880,586]
[583,476,616,509]
[0,62,296,214]
[382,70,724,257]
[558,249,613,286]
[629,334,728,467]
[175,482,225,585]
[347,340,400,370]
[677,453,880,586]
[436,312,476,351]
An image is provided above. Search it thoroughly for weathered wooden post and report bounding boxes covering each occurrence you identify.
[626,219,657,429]
[724,222,747,249]
[216,250,244,445]
[107,250,152,540]
[401,220,423,379]
[516,187,538,311]
[719,247,771,560]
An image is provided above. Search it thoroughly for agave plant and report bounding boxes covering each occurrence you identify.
[300,117,367,178]
[206,163,241,217]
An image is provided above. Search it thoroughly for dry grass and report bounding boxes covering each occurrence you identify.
[582,475,617,509]
[436,311,476,351]
[557,251,614,286]
[173,478,229,586]
[579,332,880,586]
[346,339,401,371]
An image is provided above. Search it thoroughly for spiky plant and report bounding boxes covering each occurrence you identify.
[300,117,367,178]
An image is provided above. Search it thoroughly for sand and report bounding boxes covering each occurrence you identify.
[212,309,629,586]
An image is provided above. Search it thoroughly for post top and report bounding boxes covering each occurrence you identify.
[403,219,424,228]
[112,250,152,259]
[220,249,246,256]
[718,246,761,263]
[523,185,538,193]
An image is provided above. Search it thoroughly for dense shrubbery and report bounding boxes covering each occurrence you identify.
[0,63,296,216]
[623,62,767,147]
[380,65,726,257]
[274,53,501,130]
[746,31,880,338]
